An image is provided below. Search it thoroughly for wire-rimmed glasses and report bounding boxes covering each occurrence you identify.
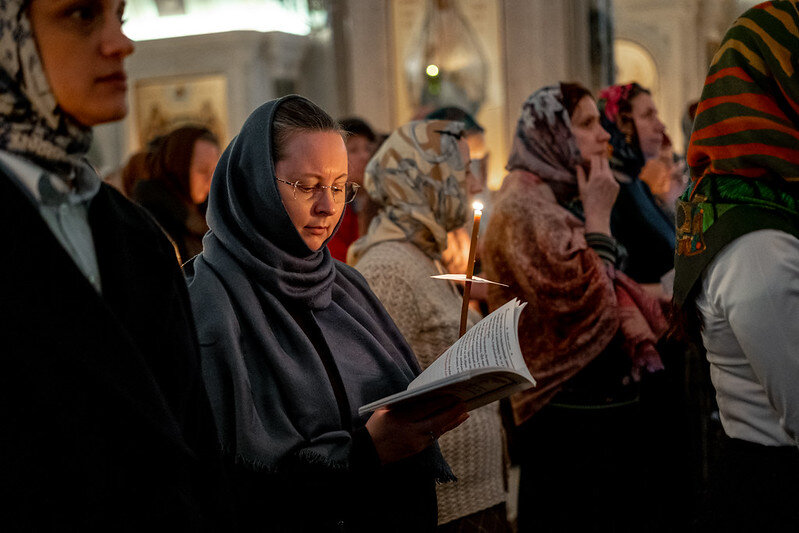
[275,177,360,204]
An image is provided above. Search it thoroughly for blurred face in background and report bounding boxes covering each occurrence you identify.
[458,138,482,203]
[465,131,489,190]
[442,138,483,277]
[630,93,666,160]
[29,0,135,126]
[570,96,611,163]
[345,134,375,186]
[189,139,221,204]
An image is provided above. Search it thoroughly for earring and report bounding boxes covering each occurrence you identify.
[625,131,634,146]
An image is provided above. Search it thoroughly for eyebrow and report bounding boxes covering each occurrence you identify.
[434,129,464,140]
[292,172,349,181]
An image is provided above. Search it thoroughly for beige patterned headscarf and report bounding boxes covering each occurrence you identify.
[0,0,93,175]
[347,120,468,265]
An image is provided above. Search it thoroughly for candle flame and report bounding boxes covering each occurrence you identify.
[472,200,484,211]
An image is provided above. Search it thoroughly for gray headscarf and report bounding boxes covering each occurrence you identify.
[188,96,452,481]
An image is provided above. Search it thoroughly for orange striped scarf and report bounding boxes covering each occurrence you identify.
[687,0,799,191]
[674,0,799,305]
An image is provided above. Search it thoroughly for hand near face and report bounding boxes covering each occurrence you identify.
[577,155,619,236]
[639,158,671,196]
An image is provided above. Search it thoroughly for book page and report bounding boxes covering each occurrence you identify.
[358,368,534,415]
[408,299,527,391]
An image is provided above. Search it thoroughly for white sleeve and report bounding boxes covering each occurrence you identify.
[705,229,799,443]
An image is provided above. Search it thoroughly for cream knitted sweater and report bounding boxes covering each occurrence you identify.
[355,240,507,525]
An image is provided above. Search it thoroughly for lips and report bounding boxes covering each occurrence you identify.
[97,72,127,86]
[305,226,329,235]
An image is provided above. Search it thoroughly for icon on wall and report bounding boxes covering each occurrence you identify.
[134,74,229,148]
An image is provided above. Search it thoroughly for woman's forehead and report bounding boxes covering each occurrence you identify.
[278,131,347,177]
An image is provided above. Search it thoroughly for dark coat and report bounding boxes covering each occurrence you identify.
[611,176,676,284]
[0,173,232,530]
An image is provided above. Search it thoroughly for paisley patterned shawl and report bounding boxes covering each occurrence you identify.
[347,120,468,265]
[674,0,799,305]
[483,86,666,425]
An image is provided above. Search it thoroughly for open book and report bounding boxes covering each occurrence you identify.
[359,298,536,415]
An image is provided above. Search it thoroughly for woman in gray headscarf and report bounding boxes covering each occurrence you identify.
[188,95,468,532]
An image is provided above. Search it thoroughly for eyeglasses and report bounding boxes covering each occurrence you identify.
[276,177,360,204]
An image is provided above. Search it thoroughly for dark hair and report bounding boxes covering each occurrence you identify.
[616,82,652,145]
[272,97,343,162]
[559,82,593,117]
[338,117,377,143]
[147,125,219,201]
[121,151,150,197]
[425,106,484,134]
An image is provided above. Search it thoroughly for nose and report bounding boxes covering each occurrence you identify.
[312,187,337,216]
[100,18,135,59]
[597,125,611,143]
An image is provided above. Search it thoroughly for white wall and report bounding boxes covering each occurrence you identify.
[90,30,307,176]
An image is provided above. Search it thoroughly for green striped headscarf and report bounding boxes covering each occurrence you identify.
[673,0,799,306]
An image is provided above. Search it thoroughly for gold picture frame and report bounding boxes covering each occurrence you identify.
[134,73,229,149]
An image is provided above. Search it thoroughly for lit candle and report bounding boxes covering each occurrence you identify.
[459,201,483,337]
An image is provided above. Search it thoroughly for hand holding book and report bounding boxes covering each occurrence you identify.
[365,401,469,464]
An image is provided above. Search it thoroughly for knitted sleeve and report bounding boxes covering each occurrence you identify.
[359,264,423,355]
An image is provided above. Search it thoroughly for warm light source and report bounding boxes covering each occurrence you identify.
[472,200,484,213]
[426,64,440,77]
[123,2,311,41]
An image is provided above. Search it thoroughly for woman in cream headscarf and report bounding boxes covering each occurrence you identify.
[350,120,510,532]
